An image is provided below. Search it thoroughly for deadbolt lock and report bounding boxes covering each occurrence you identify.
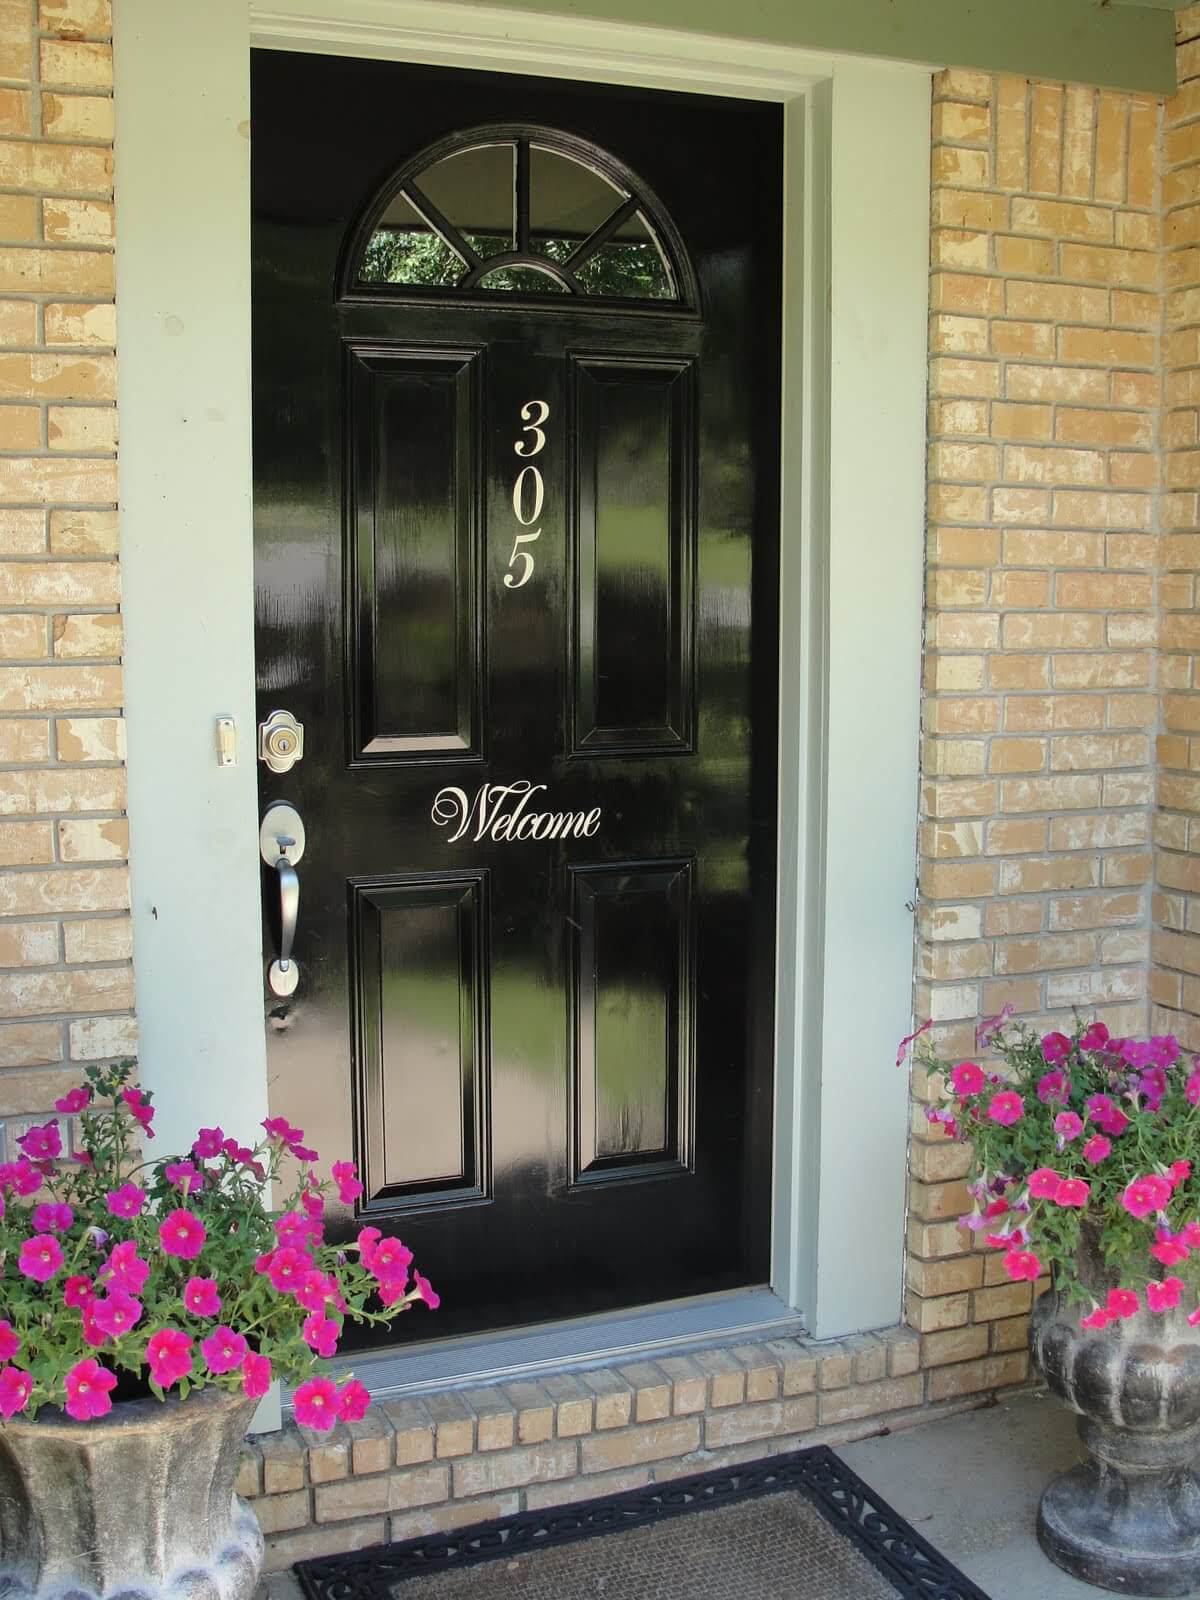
[258,709,304,774]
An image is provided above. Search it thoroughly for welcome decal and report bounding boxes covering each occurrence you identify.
[431,781,601,844]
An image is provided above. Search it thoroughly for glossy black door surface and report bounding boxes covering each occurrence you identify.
[252,51,782,1339]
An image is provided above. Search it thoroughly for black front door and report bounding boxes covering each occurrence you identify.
[252,51,782,1340]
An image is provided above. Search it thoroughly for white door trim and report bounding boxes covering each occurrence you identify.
[115,0,929,1342]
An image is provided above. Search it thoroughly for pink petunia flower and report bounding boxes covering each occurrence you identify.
[302,1314,340,1358]
[1041,1032,1071,1066]
[262,1115,304,1147]
[949,1062,986,1098]
[1037,1071,1069,1104]
[356,1226,382,1268]
[293,1375,339,1431]
[201,1326,248,1374]
[414,1272,440,1311]
[80,1304,105,1348]
[158,1210,207,1260]
[1083,1135,1112,1165]
[1183,1221,1200,1250]
[1003,1249,1042,1283]
[1188,1072,1200,1108]
[166,1161,203,1196]
[90,1289,142,1338]
[1085,1094,1131,1137]
[121,1087,155,1139]
[102,1240,149,1295]
[1106,1287,1140,1320]
[145,1328,193,1388]
[1147,1278,1184,1313]
[1054,1112,1084,1143]
[976,1003,1014,1048]
[191,1126,224,1159]
[1079,1022,1110,1052]
[184,1277,221,1317]
[1080,1306,1112,1330]
[986,1091,1025,1126]
[1054,1177,1091,1208]
[0,1322,19,1362]
[19,1234,63,1282]
[266,1246,311,1294]
[17,1121,61,1162]
[242,1350,272,1399]
[295,1270,335,1314]
[105,1182,146,1219]
[368,1237,413,1285]
[0,1158,41,1196]
[32,1201,73,1233]
[64,1274,95,1309]
[332,1161,364,1204]
[64,1358,117,1421]
[337,1379,371,1423]
[1151,1231,1190,1267]
[54,1086,91,1114]
[1028,1167,1062,1199]
[1122,1175,1174,1220]
[0,1366,32,1418]
[1169,1160,1193,1189]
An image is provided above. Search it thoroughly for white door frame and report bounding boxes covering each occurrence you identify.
[113,0,930,1342]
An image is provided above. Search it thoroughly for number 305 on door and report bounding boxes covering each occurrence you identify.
[504,399,549,590]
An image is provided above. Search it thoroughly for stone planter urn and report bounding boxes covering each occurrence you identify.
[0,1386,263,1600]
[1032,1236,1200,1597]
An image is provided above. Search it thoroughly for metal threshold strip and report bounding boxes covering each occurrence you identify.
[307,1287,804,1408]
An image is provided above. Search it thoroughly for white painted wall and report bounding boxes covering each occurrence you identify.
[113,0,268,1157]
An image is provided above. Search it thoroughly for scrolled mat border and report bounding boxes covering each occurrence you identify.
[294,1443,992,1600]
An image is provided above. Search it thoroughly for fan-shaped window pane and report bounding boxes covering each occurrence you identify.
[352,133,683,303]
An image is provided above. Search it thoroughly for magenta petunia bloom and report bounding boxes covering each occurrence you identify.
[0,1367,32,1418]
[0,1158,41,1196]
[1122,1174,1173,1220]
[1040,1032,1071,1066]
[80,1304,105,1348]
[263,1115,304,1146]
[1170,1160,1193,1189]
[63,1358,117,1421]
[302,1314,339,1358]
[19,1234,64,1283]
[242,1350,272,1399]
[986,1091,1025,1127]
[201,1326,248,1374]
[332,1161,364,1204]
[17,1121,62,1162]
[368,1237,413,1285]
[1079,1022,1110,1052]
[337,1379,370,1423]
[1080,1306,1112,1330]
[121,1087,155,1139]
[166,1160,203,1195]
[63,1274,95,1309]
[191,1127,224,1160]
[1106,1287,1140,1319]
[1184,1220,1200,1250]
[1054,1177,1090,1208]
[102,1239,150,1295]
[1054,1112,1083,1142]
[90,1289,142,1338]
[54,1086,91,1114]
[145,1328,193,1388]
[1151,1231,1190,1268]
[295,1270,334,1313]
[414,1271,440,1311]
[158,1209,207,1260]
[1085,1094,1131,1137]
[1036,1071,1069,1105]
[1188,1072,1200,1108]
[1003,1248,1042,1283]
[1083,1134,1112,1165]
[0,1322,20,1363]
[266,1245,311,1294]
[32,1201,73,1233]
[184,1277,221,1317]
[1028,1167,1062,1199]
[1147,1278,1184,1313]
[293,1375,339,1431]
[105,1182,146,1219]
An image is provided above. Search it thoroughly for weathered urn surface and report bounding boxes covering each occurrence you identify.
[0,1387,262,1600]
[1032,1245,1200,1597]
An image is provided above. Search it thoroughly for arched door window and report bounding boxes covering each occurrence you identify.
[342,127,695,307]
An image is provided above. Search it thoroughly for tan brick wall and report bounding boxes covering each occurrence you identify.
[912,67,1164,1353]
[1154,4,1200,1046]
[0,0,129,1140]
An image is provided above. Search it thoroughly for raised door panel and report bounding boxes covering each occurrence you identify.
[570,356,696,755]
[346,345,483,762]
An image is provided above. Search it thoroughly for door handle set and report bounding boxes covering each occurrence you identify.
[260,801,305,997]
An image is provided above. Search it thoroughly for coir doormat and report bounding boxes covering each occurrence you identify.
[294,1444,993,1600]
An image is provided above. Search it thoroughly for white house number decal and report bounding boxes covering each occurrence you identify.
[432,781,602,843]
[504,399,549,590]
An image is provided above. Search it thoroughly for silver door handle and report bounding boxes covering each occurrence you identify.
[260,802,306,998]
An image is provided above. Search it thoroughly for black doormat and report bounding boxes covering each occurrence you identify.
[294,1444,993,1600]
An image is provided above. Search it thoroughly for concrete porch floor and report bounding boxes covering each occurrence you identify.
[260,1390,1196,1600]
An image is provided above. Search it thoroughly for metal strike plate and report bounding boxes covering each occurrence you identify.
[260,801,306,867]
[258,709,304,774]
[215,716,237,767]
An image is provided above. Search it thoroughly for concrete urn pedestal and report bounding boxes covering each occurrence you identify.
[1032,1271,1200,1597]
[0,1387,263,1600]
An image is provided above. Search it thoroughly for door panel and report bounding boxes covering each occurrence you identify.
[252,51,782,1341]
